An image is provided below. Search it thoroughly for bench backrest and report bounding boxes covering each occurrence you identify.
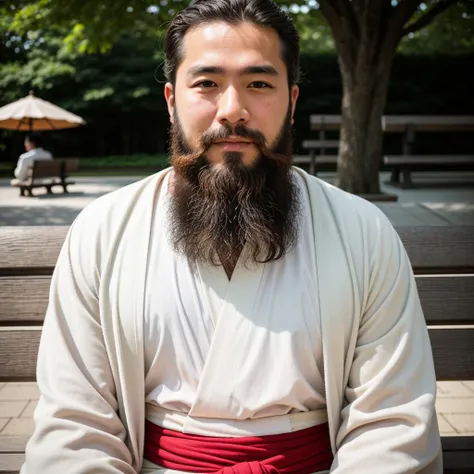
[31,160,63,180]
[0,225,473,382]
[62,158,79,173]
[309,114,474,132]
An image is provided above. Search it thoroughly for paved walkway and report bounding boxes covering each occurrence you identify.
[1,170,473,441]
[1,381,473,437]
[1,171,474,226]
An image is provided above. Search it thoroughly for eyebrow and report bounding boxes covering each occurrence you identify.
[187,65,280,78]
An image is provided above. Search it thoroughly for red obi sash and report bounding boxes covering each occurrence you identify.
[144,420,333,474]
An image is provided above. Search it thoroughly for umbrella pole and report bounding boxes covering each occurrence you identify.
[16,118,25,131]
[29,118,33,131]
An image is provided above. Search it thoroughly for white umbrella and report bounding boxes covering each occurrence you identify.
[0,91,86,131]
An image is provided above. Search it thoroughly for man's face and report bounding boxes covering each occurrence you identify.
[24,139,34,152]
[165,21,299,167]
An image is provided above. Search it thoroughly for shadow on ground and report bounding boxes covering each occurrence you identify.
[0,206,81,226]
[384,180,474,190]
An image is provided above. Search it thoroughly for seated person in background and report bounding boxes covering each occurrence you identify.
[12,132,53,183]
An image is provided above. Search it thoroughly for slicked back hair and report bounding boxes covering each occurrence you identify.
[164,0,300,87]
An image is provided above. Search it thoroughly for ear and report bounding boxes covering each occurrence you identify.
[290,85,299,125]
[164,82,175,123]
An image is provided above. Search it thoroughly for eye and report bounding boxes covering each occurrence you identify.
[249,81,273,89]
[194,80,217,88]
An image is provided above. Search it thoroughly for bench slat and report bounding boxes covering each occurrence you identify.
[293,155,338,165]
[396,227,474,271]
[0,330,41,381]
[442,436,474,473]
[0,227,67,272]
[301,140,339,149]
[1,328,472,381]
[0,277,50,324]
[384,155,474,165]
[430,329,474,381]
[0,453,23,474]
[0,437,29,454]
[1,275,472,326]
[31,160,63,179]
[417,276,474,325]
[1,227,473,273]
[442,436,474,452]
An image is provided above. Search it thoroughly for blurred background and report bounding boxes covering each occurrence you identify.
[1,0,473,175]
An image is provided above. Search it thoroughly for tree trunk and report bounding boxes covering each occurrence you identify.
[336,59,393,194]
[318,0,417,194]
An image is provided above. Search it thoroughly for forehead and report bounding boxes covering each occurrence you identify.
[178,22,285,75]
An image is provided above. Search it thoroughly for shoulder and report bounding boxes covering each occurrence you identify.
[293,168,401,266]
[75,168,170,230]
[294,167,393,231]
[18,150,34,160]
[67,168,171,258]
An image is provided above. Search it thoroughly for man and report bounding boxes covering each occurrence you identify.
[12,132,53,182]
[21,0,442,472]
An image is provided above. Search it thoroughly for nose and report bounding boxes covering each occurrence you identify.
[216,86,249,126]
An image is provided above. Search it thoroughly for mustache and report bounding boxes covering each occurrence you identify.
[201,124,265,150]
[172,123,290,171]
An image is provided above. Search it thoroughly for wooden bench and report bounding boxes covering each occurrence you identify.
[11,159,78,197]
[1,225,473,473]
[308,115,474,180]
[384,155,474,188]
[295,140,339,175]
[293,153,338,175]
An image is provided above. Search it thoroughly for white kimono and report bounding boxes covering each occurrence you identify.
[21,167,442,474]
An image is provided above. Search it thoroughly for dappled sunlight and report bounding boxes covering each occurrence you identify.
[423,202,474,213]
[0,176,143,226]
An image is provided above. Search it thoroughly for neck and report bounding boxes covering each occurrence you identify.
[218,249,243,280]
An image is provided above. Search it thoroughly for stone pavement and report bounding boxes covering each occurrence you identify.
[1,169,473,442]
[1,170,474,226]
[1,382,473,437]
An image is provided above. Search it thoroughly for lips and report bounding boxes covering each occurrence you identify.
[214,137,254,144]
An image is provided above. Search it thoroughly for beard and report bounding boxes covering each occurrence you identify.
[167,106,301,268]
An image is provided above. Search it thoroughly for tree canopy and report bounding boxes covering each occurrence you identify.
[2,0,473,57]
[1,0,473,193]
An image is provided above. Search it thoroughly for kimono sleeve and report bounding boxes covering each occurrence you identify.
[21,212,136,474]
[331,212,443,473]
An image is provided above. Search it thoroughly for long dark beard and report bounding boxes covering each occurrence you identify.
[168,107,301,267]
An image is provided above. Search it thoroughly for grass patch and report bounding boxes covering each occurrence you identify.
[0,154,170,177]
[78,154,170,169]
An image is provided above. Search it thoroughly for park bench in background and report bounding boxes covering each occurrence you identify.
[293,139,339,175]
[306,114,474,181]
[298,115,343,175]
[384,155,474,188]
[382,116,474,188]
[11,158,79,197]
[0,225,474,473]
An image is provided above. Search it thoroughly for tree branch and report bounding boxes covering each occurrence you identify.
[402,0,460,36]
[383,0,421,55]
[389,0,422,32]
[335,0,360,41]
[318,0,342,33]
[319,0,356,71]
[319,0,358,79]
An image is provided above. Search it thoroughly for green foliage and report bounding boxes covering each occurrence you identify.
[1,1,473,164]
[400,2,474,54]
[79,154,170,168]
[3,0,474,57]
